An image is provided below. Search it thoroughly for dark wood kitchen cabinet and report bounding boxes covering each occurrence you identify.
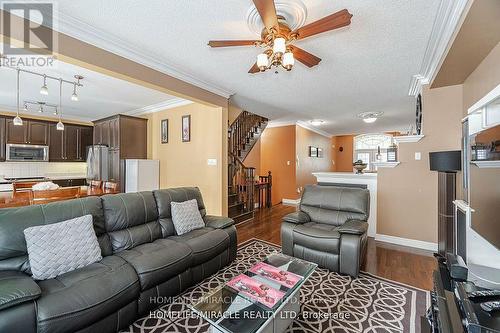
[6,119,49,145]
[93,114,148,191]
[0,117,5,161]
[49,124,94,162]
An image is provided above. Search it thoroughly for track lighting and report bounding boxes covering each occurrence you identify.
[14,69,22,126]
[56,120,64,131]
[40,75,48,95]
[71,83,79,101]
[57,79,65,131]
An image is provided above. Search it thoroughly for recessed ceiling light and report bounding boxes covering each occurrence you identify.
[358,112,383,124]
[309,119,324,126]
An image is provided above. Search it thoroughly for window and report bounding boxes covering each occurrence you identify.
[353,134,393,172]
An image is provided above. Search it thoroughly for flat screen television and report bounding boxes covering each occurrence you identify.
[468,124,500,249]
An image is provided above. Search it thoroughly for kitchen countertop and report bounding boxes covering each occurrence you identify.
[0,186,118,208]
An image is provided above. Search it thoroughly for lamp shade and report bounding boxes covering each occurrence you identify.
[429,150,461,172]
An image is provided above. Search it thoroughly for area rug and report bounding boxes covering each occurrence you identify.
[123,239,429,333]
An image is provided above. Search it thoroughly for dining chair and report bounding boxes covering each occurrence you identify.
[89,180,103,188]
[102,181,119,191]
[31,187,80,205]
[12,181,38,195]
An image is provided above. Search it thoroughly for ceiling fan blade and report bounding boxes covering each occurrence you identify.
[208,40,259,47]
[293,9,352,40]
[253,0,279,33]
[289,46,321,68]
[248,63,260,74]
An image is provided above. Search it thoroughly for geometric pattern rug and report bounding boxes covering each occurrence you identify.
[122,239,429,333]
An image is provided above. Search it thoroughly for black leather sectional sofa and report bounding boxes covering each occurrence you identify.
[0,187,237,333]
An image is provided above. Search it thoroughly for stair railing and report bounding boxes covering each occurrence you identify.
[229,152,254,214]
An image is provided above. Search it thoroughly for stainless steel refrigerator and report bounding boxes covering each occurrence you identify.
[86,145,109,182]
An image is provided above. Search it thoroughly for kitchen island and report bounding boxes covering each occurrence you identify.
[0,186,118,208]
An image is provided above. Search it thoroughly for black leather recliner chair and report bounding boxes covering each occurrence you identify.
[281,185,370,277]
[0,187,236,333]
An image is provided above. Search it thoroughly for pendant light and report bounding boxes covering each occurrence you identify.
[56,79,64,131]
[13,69,23,126]
[40,74,49,95]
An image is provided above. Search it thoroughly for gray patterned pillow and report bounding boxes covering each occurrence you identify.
[171,199,205,235]
[24,215,102,280]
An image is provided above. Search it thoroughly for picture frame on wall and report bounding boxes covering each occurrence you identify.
[182,115,191,142]
[161,119,168,144]
[317,148,323,158]
[309,146,318,157]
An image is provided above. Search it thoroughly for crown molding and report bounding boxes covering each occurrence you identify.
[124,98,194,116]
[53,11,234,99]
[408,0,470,96]
[296,121,333,138]
[266,120,333,138]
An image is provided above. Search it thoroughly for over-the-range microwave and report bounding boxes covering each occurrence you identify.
[5,144,49,162]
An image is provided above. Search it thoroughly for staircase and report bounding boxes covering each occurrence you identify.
[228,111,269,224]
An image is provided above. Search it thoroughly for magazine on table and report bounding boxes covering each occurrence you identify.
[226,274,285,308]
[248,262,302,288]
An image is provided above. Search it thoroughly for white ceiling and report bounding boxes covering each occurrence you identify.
[39,0,439,134]
[0,50,180,122]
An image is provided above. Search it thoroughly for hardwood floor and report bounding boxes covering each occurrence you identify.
[236,204,437,290]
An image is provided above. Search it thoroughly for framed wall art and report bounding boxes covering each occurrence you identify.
[182,115,191,142]
[161,119,168,143]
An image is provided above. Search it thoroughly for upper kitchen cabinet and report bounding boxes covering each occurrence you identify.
[49,123,94,162]
[93,114,147,158]
[6,118,49,145]
[0,117,5,162]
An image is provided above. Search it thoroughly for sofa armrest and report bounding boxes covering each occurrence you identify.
[204,215,235,229]
[337,219,368,235]
[0,271,41,311]
[282,211,310,224]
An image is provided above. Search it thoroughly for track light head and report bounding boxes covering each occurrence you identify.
[40,75,48,95]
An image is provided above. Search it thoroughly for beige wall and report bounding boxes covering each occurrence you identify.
[147,103,226,215]
[377,85,464,242]
[260,126,297,204]
[243,138,261,176]
[228,104,243,126]
[295,126,333,193]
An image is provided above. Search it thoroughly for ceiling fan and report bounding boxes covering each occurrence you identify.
[208,0,352,73]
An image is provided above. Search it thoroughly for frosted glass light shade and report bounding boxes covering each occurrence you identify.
[273,38,286,55]
[56,120,65,131]
[283,52,294,70]
[40,85,48,95]
[363,117,377,123]
[257,53,269,70]
[13,115,23,126]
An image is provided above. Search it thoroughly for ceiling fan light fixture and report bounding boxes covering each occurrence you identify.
[257,53,269,71]
[272,37,286,55]
[282,52,294,70]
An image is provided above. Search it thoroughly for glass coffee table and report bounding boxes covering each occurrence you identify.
[189,253,317,333]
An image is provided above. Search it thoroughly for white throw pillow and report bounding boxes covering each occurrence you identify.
[24,215,102,280]
[171,199,205,235]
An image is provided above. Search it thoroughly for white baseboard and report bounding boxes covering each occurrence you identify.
[375,234,438,252]
[282,198,300,206]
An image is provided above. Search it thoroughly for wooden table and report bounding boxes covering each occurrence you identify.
[0,186,119,208]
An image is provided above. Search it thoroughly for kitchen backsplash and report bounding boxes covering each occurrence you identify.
[0,162,87,178]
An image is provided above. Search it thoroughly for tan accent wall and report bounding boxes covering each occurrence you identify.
[260,126,297,205]
[331,135,355,172]
[228,104,243,126]
[243,138,261,176]
[295,125,333,193]
[147,103,225,215]
[377,85,464,242]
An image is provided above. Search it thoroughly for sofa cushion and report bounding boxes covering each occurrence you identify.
[293,222,341,253]
[169,227,229,265]
[0,271,41,311]
[116,238,192,291]
[0,197,110,274]
[36,255,139,333]
[300,185,370,226]
[153,187,206,237]
[102,192,161,253]
[24,215,102,280]
[171,199,205,235]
